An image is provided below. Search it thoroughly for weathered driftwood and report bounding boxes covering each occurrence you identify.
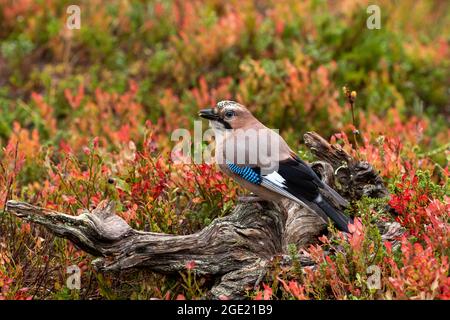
[6,132,402,299]
[304,132,390,200]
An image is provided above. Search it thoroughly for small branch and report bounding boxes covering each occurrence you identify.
[304,132,389,200]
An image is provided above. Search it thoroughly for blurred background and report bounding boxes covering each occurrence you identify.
[0,0,449,300]
[1,0,449,141]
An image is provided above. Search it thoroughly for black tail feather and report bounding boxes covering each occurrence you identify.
[315,197,352,233]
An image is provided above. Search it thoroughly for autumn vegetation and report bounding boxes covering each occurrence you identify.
[0,0,448,300]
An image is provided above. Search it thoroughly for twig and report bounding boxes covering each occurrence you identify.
[343,86,360,150]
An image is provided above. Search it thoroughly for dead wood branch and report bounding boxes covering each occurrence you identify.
[6,132,402,299]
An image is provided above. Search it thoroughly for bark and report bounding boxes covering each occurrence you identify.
[6,132,403,299]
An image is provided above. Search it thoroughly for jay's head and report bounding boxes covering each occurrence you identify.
[199,100,256,130]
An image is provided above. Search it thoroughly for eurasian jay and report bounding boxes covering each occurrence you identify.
[199,100,352,233]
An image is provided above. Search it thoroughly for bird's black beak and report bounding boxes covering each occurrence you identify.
[198,108,219,121]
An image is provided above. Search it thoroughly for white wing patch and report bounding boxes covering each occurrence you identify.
[260,171,303,205]
[263,171,286,187]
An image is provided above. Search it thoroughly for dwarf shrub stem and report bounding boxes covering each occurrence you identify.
[343,86,360,151]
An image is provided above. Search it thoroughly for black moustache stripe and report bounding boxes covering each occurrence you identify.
[218,118,232,129]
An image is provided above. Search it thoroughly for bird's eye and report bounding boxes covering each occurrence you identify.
[224,110,235,119]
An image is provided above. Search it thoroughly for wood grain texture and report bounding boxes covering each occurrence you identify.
[6,132,402,299]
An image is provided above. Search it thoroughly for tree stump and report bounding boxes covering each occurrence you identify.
[5,132,403,299]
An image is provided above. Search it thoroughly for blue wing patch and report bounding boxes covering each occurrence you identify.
[227,163,262,185]
[226,162,306,204]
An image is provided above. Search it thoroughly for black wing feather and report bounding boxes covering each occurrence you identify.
[276,158,323,201]
[258,156,352,232]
